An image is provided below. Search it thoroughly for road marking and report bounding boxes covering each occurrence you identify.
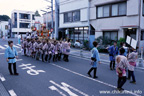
[16,59,23,62]
[4,45,8,47]
[0,53,4,55]
[13,45,20,48]
[49,80,88,96]
[50,63,140,96]
[9,90,17,96]
[0,74,6,82]
[19,63,45,75]
[0,45,6,49]
[49,86,67,96]
[16,44,21,47]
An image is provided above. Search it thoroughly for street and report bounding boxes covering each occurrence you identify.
[0,39,144,96]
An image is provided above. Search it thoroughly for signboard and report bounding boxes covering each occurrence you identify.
[131,38,137,49]
[126,35,131,45]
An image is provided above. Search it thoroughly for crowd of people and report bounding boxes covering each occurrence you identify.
[20,37,71,63]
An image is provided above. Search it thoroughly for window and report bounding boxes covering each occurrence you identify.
[103,5,110,17]
[19,13,30,19]
[73,11,80,21]
[13,13,17,28]
[103,31,118,40]
[119,3,126,15]
[112,4,118,16]
[97,2,126,18]
[32,15,35,20]
[64,10,80,23]
[141,31,144,40]
[20,23,30,28]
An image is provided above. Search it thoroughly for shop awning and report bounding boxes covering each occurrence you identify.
[121,25,139,28]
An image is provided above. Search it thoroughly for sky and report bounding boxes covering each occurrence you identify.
[0,0,52,17]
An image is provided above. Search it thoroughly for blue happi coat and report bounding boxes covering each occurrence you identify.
[108,45,118,61]
[91,47,100,68]
[5,46,18,63]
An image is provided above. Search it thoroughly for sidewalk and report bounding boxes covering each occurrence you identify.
[0,73,10,96]
[70,48,144,70]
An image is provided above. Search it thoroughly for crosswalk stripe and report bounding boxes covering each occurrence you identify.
[0,45,6,49]
[16,44,21,47]
[13,45,20,48]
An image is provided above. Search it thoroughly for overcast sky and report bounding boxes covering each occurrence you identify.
[0,0,52,17]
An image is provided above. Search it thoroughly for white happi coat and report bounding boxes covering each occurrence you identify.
[43,43,48,55]
[65,42,71,55]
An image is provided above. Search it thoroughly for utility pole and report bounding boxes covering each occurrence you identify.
[51,0,54,39]
[55,0,59,39]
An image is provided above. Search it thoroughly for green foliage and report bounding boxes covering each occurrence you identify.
[83,40,89,49]
[117,38,126,47]
[35,10,41,17]
[0,15,10,21]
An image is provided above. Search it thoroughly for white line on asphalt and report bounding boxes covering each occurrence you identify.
[4,45,8,47]
[0,45,6,49]
[16,59,23,62]
[50,63,140,96]
[16,44,21,47]
[0,74,6,82]
[0,53,4,55]
[9,90,17,96]
[13,45,20,48]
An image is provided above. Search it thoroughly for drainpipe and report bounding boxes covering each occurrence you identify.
[138,0,141,50]
[138,0,144,67]
[88,0,91,49]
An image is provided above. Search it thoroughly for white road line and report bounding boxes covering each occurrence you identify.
[16,59,23,62]
[50,63,140,96]
[0,45,6,49]
[16,44,21,47]
[0,74,6,82]
[0,53,4,55]
[9,90,17,96]
[13,45,20,48]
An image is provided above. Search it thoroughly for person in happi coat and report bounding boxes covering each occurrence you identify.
[43,40,49,62]
[116,48,128,91]
[30,39,35,57]
[62,40,66,61]
[23,38,27,56]
[107,41,118,70]
[64,39,71,62]
[87,41,101,78]
[48,41,53,63]
[5,41,19,75]
[58,41,62,61]
[33,38,39,59]
[26,39,31,56]
[127,48,138,84]
[39,39,45,62]
[53,41,59,62]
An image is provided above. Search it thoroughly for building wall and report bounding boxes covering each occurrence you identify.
[11,10,35,33]
[90,0,140,40]
[0,21,8,37]
[59,0,89,28]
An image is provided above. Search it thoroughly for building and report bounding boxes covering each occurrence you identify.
[89,0,144,48]
[59,0,95,47]
[0,21,8,38]
[11,10,35,37]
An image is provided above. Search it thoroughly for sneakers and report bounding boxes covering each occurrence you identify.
[87,73,92,77]
[14,73,19,76]
[93,76,98,79]
[130,81,136,84]
[117,88,124,91]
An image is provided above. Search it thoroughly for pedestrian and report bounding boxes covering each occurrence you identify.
[64,39,71,62]
[18,34,21,44]
[39,39,45,62]
[87,41,101,78]
[5,40,19,75]
[43,40,48,62]
[23,38,27,56]
[116,48,128,91]
[62,40,66,61]
[58,41,62,61]
[127,48,138,84]
[48,41,53,63]
[107,41,118,70]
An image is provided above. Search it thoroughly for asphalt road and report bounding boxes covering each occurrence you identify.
[0,38,144,96]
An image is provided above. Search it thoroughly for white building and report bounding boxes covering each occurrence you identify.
[0,21,8,38]
[11,10,35,36]
[59,0,92,45]
[90,0,144,48]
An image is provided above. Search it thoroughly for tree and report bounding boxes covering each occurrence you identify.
[0,15,10,21]
[35,10,41,17]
